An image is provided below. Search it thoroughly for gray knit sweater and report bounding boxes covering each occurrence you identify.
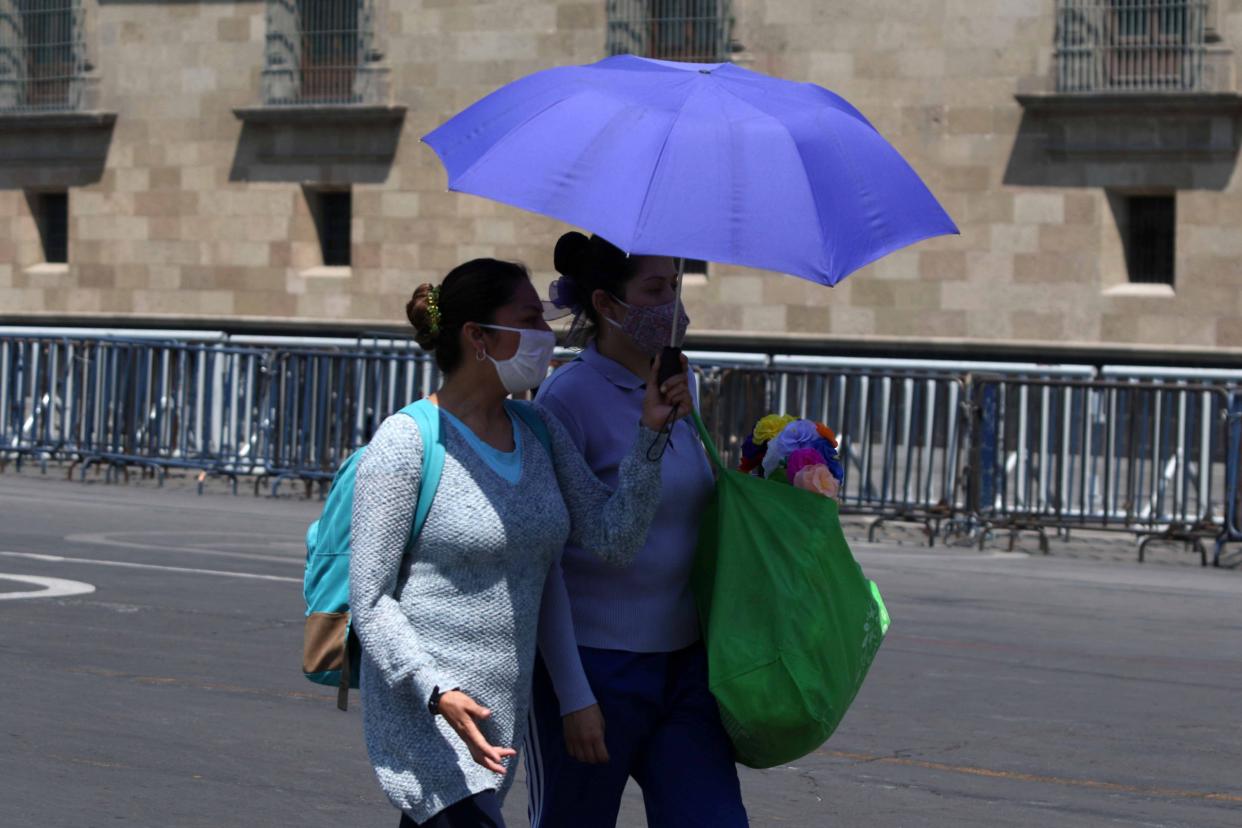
[349,403,666,823]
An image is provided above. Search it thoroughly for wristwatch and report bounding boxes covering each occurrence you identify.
[427,685,458,716]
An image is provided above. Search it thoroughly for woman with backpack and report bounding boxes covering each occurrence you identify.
[526,234,749,827]
[348,258,692,828]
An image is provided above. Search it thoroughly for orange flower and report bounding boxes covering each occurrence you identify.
[815,423,838,446]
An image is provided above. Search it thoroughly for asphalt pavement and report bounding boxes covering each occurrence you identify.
[1,471,1239,828]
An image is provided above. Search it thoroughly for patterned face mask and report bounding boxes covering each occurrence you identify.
[605,296,691,357]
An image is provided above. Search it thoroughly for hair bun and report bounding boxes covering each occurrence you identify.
[554,231,592,279]
[406,283,440,350]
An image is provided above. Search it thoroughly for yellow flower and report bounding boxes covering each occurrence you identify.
[753,414,795,445]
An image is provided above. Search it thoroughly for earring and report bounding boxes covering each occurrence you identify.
[475,349,486,362]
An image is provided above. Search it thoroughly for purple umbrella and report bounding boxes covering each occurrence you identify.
[422,55,958,288]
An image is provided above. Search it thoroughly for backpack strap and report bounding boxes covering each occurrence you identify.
[506,400,553,457]
[397,398,446,548]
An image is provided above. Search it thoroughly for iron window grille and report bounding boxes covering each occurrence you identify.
[1055,0,1209,93]
[0,0,88,114]
[607,0,733,64]
[263,0,382,105]
[1122,195,1175,285]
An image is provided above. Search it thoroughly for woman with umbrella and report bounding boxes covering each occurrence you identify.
[526,232,748,828]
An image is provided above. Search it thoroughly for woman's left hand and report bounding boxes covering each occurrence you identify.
[641,352,693,432]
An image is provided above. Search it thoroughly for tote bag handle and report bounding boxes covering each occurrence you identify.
[691,410,726,473]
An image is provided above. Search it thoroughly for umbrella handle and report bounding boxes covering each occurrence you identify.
[656,345,683,388]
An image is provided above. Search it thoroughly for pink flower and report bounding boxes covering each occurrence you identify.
[786,447,827,479]
[794,464,840,499]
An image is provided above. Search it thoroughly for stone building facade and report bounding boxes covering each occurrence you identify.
[1,1,1240,356]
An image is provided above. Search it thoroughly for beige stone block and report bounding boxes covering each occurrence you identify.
[852,279,896,308]
[218,16,250,42]
[115,168,151,193]
[855,50,901,79]
[1039,223,1098,254]
[990,224,1039,253]
[133,290,188,314]
[182,166,219,192]
[940,165,990,192]
[1014,253,1095,283]
[741,304,786,334]
[556,2,600,30]
[919,250,968,282]
[235,291,298,318]
[966,252,1015,283]
[1014,192,1065,224]
[715,275,763,305]
[808,52,855,81]
[214,241,271,268]
[787,305,832,334]
[148,167,183,191]
[946,107,993,135]
[1063,192,1099,226]
[1011,311,1064,341]
[1216,319,1242,348]
[871,250,920,281]
[1185,225,1242,258]
[188,290,235,316]
[964,192,1015,225]
[380,192,421,219]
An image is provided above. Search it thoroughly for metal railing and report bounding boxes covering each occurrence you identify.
[2,331,1238,564]
[1055,0,1209,93]
[0,0,87,113]
[262,0,382,106]
[607,0,733,63]
[967,375,1235,562]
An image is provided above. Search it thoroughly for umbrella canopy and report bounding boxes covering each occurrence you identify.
[423,55,958,287]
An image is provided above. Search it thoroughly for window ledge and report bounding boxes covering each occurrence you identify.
[299,266,352,279]
[1103,283,1174,299]
[25,263,69,277]
[1016,92,1242,116]
[0,111,117,130]
[233,104,407,126]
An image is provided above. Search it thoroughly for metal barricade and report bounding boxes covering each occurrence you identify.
[260,346,437,494]
[967,375,1235,562]
[3,328,1241,568]
[697,365,971,544]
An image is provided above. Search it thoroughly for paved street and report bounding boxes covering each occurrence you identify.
[1,471,1239,827]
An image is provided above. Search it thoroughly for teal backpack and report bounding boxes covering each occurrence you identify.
[302,398,552,710]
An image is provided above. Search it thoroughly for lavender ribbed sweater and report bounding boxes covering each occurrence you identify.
[535,344,715,714]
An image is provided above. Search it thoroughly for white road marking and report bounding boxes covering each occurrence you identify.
[0,573,96,601]
[0,551,301,584]
[66,532,302,565]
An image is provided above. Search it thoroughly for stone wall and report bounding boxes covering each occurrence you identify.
[0,0,1239,353]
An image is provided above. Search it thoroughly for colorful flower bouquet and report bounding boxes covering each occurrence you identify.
[739,414,844,501]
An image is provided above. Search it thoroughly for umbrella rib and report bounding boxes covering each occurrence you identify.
[441,92,581,191]
[626,84,697,255]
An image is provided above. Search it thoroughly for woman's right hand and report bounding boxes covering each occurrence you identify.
[563,703,610,764]
[437,690,518,774]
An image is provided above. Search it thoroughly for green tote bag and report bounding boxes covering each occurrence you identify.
[691,412,891,769]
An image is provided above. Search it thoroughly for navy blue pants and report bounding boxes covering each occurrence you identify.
[526,643,748,828]
[399,792,504,828]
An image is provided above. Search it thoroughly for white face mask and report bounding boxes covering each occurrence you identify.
[480,325,557,394]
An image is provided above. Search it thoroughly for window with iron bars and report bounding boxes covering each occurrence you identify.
[263,0,381,105]
[606,0,733,64]
[0,0,87,114]
[1055,0,1209,93]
